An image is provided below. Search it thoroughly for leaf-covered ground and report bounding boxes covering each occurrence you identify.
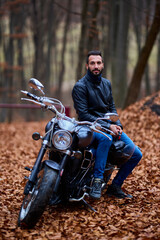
[0,92,160,240]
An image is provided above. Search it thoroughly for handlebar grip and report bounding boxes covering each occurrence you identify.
[99,126,116,137]
[26,92,39,101]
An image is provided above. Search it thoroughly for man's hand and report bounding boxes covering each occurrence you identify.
[109,124,123,136]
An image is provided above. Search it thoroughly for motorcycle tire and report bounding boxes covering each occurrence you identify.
[18,165,58,228]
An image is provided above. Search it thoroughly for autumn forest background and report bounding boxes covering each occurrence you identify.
[0,0,160,122]
[0,0,160,240]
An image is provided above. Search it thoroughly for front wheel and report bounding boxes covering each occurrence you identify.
[18,165,58,228]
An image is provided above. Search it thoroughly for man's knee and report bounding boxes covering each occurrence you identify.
[137,147,143,160]
[133,146,143,162]
[99,134,113,147]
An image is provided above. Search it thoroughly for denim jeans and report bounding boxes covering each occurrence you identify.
[92,132,142,186]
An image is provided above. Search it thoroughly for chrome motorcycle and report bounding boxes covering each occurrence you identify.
[18,78,129,228]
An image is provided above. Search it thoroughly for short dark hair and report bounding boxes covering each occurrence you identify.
[86,50,102,64]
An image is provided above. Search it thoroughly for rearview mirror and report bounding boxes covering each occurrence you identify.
[95,113,119,124]
[29,78,45,95]
[104,113,119,122]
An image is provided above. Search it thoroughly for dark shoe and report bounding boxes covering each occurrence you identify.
[89,178,102,199]
[106,184,133,199]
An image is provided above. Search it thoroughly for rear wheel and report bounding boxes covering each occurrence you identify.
[18,165,58,228]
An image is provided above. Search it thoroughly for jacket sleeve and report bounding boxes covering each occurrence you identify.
[72,83,98,122]
[107,81,123,129]
[108,81,118,113]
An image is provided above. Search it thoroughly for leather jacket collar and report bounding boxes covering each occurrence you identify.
[86,69,102,85]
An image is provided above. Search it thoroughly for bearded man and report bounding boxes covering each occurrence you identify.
[72,50,142,199]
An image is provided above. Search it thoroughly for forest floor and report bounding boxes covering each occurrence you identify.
[0,92,160,240]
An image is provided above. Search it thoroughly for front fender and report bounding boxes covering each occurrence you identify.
[44,160,60,171]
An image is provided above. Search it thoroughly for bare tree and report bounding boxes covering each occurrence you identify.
[3,4,15,122]
[15,3,27,90]
[58,0,72,98]
[76,0,89,80]
[31,0,48,80]
[100,0,110,78]
[76,0,101,81]
[156,34,160,91]
[132,0,144,53]
[45,0,56,94]
[86,0,100,51]
[109,0,131,107]
[0,0,29,122]
[124,0,160,108]
[144,0,153,96]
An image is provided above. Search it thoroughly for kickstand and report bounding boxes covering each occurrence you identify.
[82,199,97,212]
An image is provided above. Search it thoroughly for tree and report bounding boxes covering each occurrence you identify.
[45,0,57,94]
[100,0,110,78]
[31,0,47,81]
[86,0,100,51]
[124,0,160,108]
[109,0,131,107]
[76,0,100,81]
[156,34,160,91]
[76,0,89,80]
[58,0,72,98]
[0,0,29,122]
[15,3,27,90]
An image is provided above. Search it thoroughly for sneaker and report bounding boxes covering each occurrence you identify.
[106,184,133,199]
[89,178,102,199]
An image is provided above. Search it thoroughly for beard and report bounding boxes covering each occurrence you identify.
[88,66,103,76]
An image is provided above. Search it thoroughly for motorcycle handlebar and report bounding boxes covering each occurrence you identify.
[27,92,40,101]
[74,120,116,140]
[21,91,39,101]
[21,90,116,140]
[21,91,64,114]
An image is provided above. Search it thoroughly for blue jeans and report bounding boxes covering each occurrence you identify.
[92,132,142,186]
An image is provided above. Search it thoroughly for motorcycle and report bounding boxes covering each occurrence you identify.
[18,78,130,228]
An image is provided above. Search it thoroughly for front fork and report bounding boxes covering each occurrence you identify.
[53,134,77,193]
[53,153,70,193]
[24,136,50,195]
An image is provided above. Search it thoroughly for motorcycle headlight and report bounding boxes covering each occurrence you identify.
[52,130,72,150]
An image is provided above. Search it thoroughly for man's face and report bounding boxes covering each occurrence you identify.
[86,55,104,76]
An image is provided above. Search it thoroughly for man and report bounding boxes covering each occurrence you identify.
[72,50,142,199]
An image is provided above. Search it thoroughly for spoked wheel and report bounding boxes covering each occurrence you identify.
[18,165,58,228]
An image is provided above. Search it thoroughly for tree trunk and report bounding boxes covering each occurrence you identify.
[144,63,151,95]
[124,0,160,108]
[2,6,16,123]
[17,4,26,90]
[101,0,110,78]
[76,0,100,81]
[7,11,14,123]
[110,0,130,107]
[155,34,160,91]
[144,0,152,96]
[86,0,100,51]
[32,0,46,81]
[45,0,56,94]
[0,0,28,122]
[76,0,89,80]
[58,0,72,98]
[132,0,143,53]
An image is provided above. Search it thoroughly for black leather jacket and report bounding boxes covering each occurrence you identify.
[72,71,123,129]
